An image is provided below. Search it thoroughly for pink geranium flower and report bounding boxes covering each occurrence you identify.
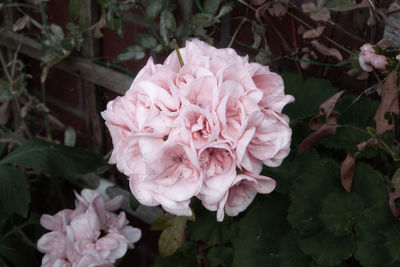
[359,43,388,72]
[102,39,294,221]
[37,189,141,267]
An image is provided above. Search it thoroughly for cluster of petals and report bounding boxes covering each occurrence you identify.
[102,39,294,221]
[359,43,388,72]
[37,189,141,267]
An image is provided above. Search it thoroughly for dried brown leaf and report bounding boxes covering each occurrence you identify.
[299,122,337,154]
[356,71,369,80]
[311,40,343,61]
[300,54,311,70]
[13,16,29,32]
[268,2,287,17]
[301,1,317,13]
[377,39,394,50]
[320,90,345,119]
[0,102,10,125]
[94,9,107,39]
[389,191,400,218]
[340,154,356,192]
[250,0,266,6]
[297,25,306,35]
[374,71,400,135]
[303,25,325,39]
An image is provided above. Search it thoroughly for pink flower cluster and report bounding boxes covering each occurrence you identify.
[102,40,294,221]
[359,43,388,72]
[37,189,141,267]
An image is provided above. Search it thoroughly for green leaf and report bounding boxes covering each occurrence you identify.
[216,3,234,18]
[0,236,38,267]
[156,214,195,258]
[232,194,311,267]
[262,149,319,193]
[204,0,222,15]
[319,192,364,235]
[288,159,387,265]
[64,126,76,147]
[355,202,400,267]
[68,0,82,20]
[160,10,176,43]
[318,96,379,153]
[129,194,140,211]
[325,0,358,11]
[282,73,338,122]
[114,45,145,62]
[207,247,233,267]
[0,165,30,217]
[145,0,163,20]
[0,138,107,177]
[0,80,12,103]
[188,199,232,245]
[135,33,157,49]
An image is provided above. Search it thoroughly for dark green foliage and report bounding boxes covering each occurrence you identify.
[0,138,107,177]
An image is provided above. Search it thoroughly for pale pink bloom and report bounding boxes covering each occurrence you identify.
[216,172,276,221]
[37,189,141,266]
[359,43,388,72]
[130,142,202,216]
[103,39,294,219]
[197,143,237,211]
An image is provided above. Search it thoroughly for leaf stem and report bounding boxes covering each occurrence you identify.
[228,17,248,48]
[173,39,184,67]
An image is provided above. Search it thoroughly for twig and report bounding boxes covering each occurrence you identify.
[0,52,13,85]
[228,17,248,48]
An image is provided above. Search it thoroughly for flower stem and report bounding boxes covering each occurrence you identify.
[173,39,184,67]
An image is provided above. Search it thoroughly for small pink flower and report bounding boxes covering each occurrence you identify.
[359,43,388,72]
[37,189,141,266]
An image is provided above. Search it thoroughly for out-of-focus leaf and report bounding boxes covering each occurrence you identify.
[0,80,12,103]
[50,24,64,40]
[217,3,233,18]
[145,0,163,20]
[207,247,233,267]
[0,236,38,267]
[69,0,82,20]
[13,16,29,32]
[325,0,370,11]
[204,0,222,15]
[309,7,330,21]
[64,126,76,147]
[135,33,157,49]
[157,214,195,258]
[160,10,176,43]
[114,45,145,62]
[311,40,342,61]
[303,25,325,39]
[0,165,30,217]
[129,194,140,211]
[0,138,107,177]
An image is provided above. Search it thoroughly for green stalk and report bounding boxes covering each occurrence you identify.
[173,39,184,67]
